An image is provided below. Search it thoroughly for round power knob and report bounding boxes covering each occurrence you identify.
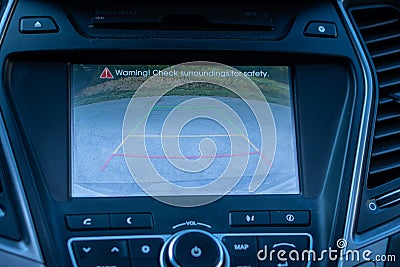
[164,230,225,267]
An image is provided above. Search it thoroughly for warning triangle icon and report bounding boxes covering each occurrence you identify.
[100,67,114,79]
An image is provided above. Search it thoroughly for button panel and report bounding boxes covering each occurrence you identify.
[71,238,164,267]
[66,213,154,231]
[230,210,310,227]
[69,233,311,267]
[72,239,131,267]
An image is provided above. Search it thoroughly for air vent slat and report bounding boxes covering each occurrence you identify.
[376,62,400,73]
[389,92,400,102]
[369,156,400,176]
[368,170,400,188]
[379,78,400,89]
[376,99,400,121]
[372,146,400,157]
[371,45,400,59]
[358,18,399,31]
[365,32,400,45]
[374,123,400,139]
[379,97,393,105]
[372,131,400,156]
[374,129,400,140]
[353,7,400,29]
[352,4,400,190]
[376,110,400,122]
[375,188,400,208]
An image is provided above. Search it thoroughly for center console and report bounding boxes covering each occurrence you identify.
[0,0,368,266]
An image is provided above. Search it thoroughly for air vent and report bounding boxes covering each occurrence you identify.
[351,5,400,189]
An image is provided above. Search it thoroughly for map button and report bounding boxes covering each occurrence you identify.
[223,236,257,257]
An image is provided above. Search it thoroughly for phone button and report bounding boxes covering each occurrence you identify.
[66,214,110,230]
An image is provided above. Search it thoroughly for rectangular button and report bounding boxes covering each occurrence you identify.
[223,236,258,267]
[304,21,337,38]
[72,239,131,267]
[223,236,257,257]
[110,213,153,229]
[131,259,160,267]
[130,238,164,259]
[75,259,130,267]
[258,235,310,267]
[229,211,270,227]
[73,240,129,260]
[231,257,259,267]
[65,214,110,230]
[270,211,310,226]
[20,17,58,33]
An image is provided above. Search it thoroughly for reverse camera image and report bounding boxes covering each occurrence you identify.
[71,63,299,198]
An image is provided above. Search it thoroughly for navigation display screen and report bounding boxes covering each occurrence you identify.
[71,63,299,199]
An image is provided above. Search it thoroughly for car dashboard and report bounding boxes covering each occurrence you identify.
[0,0,399,266]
